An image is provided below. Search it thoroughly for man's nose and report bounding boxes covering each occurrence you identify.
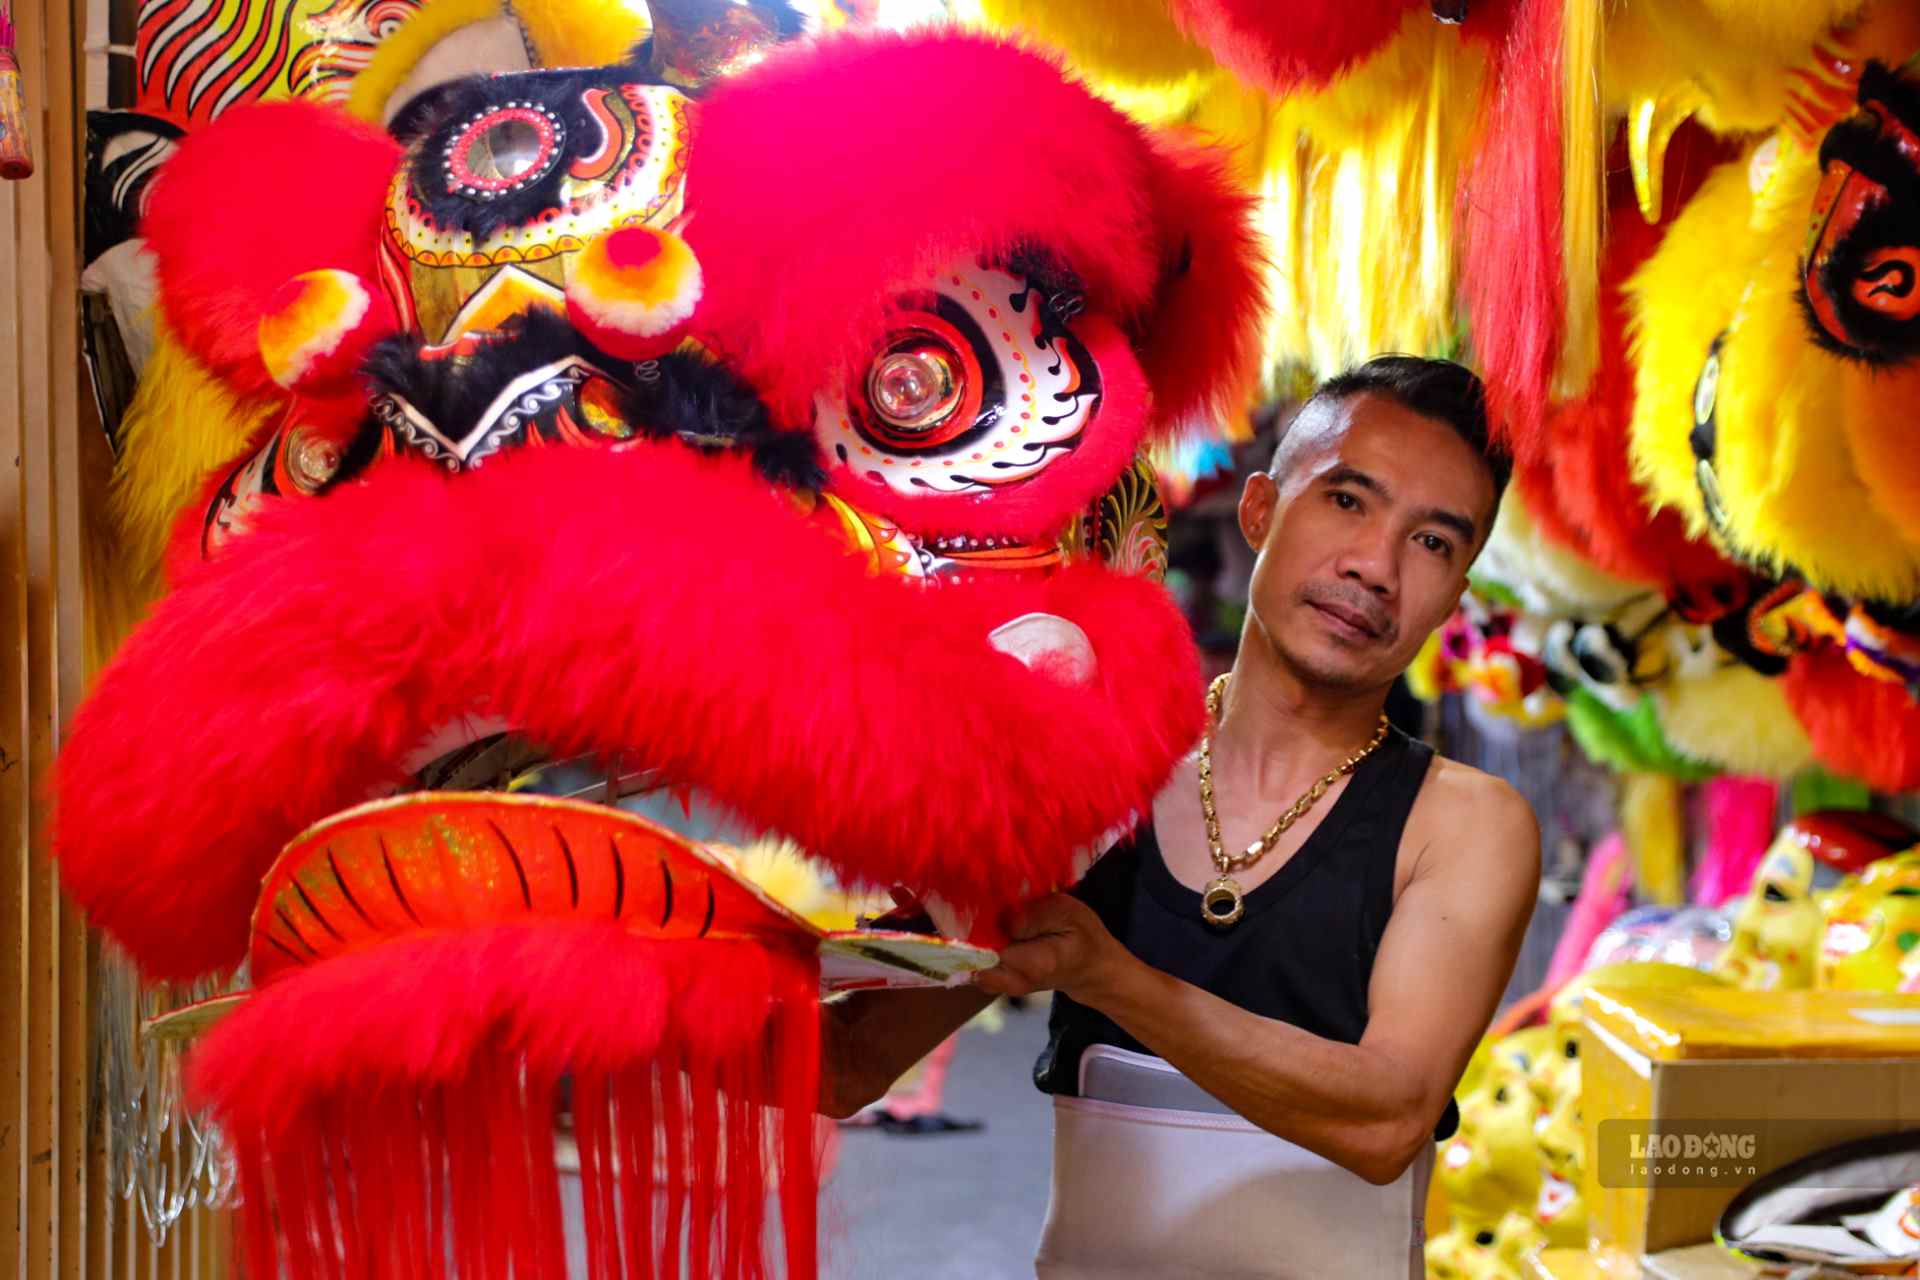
[1336,525,1398,597]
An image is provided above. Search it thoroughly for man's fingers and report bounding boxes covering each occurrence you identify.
[972,966,1036,998]
[1008,892,1080,940]
[977,938,1058,995]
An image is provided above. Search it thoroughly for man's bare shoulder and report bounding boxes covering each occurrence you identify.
[1404,755,1540,878]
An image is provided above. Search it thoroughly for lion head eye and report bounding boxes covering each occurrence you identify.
[866,341,965,442]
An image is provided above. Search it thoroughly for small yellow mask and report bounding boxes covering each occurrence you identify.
[1819,848,1920,991]
[1714,839,1821,991]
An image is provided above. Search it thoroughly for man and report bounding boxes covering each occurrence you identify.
[820,356,1540,1277]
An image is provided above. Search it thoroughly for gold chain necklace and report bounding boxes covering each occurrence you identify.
[1196,673,1389,929]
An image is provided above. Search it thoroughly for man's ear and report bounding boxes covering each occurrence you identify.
[1238,471,1278,553]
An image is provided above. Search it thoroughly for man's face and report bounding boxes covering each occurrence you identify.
[1238,391,1495,693]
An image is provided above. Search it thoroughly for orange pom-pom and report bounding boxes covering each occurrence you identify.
[257,269,395,392]
[566,226,703,362]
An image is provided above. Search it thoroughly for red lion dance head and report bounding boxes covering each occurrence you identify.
[54,17,1264,1280]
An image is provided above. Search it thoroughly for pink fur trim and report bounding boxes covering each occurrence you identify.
[1690,776,1779,908]
[1543,832,1630,987]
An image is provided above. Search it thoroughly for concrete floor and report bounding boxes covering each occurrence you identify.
[820,1001,1055,1280]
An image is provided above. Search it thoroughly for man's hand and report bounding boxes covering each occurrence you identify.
[973,893,1134,1002]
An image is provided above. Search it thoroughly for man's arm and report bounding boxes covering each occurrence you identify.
[817,982,995,1118]
[975,768,1539,1185]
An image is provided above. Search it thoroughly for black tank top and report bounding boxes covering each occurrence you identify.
[1033,724,1459,1142]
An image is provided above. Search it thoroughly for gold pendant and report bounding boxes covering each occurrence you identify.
[1201,875,1245,929]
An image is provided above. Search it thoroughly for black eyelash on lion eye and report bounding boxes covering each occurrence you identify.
[1004,243,1085,312]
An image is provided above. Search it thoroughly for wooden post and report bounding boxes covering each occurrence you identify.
[0,0,227,1270]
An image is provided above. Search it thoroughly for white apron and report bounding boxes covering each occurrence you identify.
[1035,1046,1431,1279]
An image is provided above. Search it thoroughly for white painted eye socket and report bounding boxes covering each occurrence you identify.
[813,262,1102,498]
[869,345,960,434]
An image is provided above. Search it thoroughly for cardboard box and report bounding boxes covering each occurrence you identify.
[1638,1245,1768,1278]
[1529,1247,1609,1278]
[1532,1244,1768,1279]
[1580,986,1920,1261]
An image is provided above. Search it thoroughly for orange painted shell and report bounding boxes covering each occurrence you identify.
[249,792,815,982]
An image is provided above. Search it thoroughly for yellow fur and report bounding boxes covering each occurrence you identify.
[970,5,1480,391]
[1603,0,1867,131]
[1654,662,1813,778]
[1631,136,1920,599]
[346,0,647,122]
[111,328,281,595]
[971,0,1215,87]
[1716,228,1920,598]
[710,838,884,933]
[346,0,503,121]
[1281,11,1456,150]
[1181,70,1273,182]
[1557,0,1604,398]
[1622,771,1685,906]
[1478,493,1648,618]
[511,0,649,71]
[1253,19,1484,385]
[1625,152,1764,534]
[80,422,155,674]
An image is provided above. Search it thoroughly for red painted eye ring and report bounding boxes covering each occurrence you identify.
[855,310,983,452]
[444,105,562,195]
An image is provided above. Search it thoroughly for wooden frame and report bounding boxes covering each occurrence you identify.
[0,0,226,1271]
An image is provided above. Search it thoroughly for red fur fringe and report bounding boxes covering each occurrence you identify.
[1517,127,1745,603]
[687,30,1264,436]
[1137,137,1268,438]
[1460,0,1564,454]
[1167,0,1417,93]
[1783,648,1920,792]
[55,441,1202,979]
[143,100,402,399]
[191,923,819,1279]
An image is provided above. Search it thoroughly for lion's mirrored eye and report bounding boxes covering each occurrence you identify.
[868,342,962,436]
[470,117,545,184]
[281,428,342,495]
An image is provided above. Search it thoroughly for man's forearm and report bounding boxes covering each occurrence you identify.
[1079,957,1431,1184]
[817,983,994,1118]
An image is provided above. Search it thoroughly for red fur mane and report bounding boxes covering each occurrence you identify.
[688,30,1263,436]
[56,441,1201,980]
[144,101,401,398]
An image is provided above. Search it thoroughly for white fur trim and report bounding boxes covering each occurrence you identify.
[268,273,371,389]
[571,264,703,339]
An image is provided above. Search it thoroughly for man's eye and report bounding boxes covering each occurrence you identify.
[1330,490,1359,510]
[1418,533,1453,557]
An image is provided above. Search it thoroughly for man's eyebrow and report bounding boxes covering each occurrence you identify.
[1320,465,1388,499]
[1417,506,1479,546]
